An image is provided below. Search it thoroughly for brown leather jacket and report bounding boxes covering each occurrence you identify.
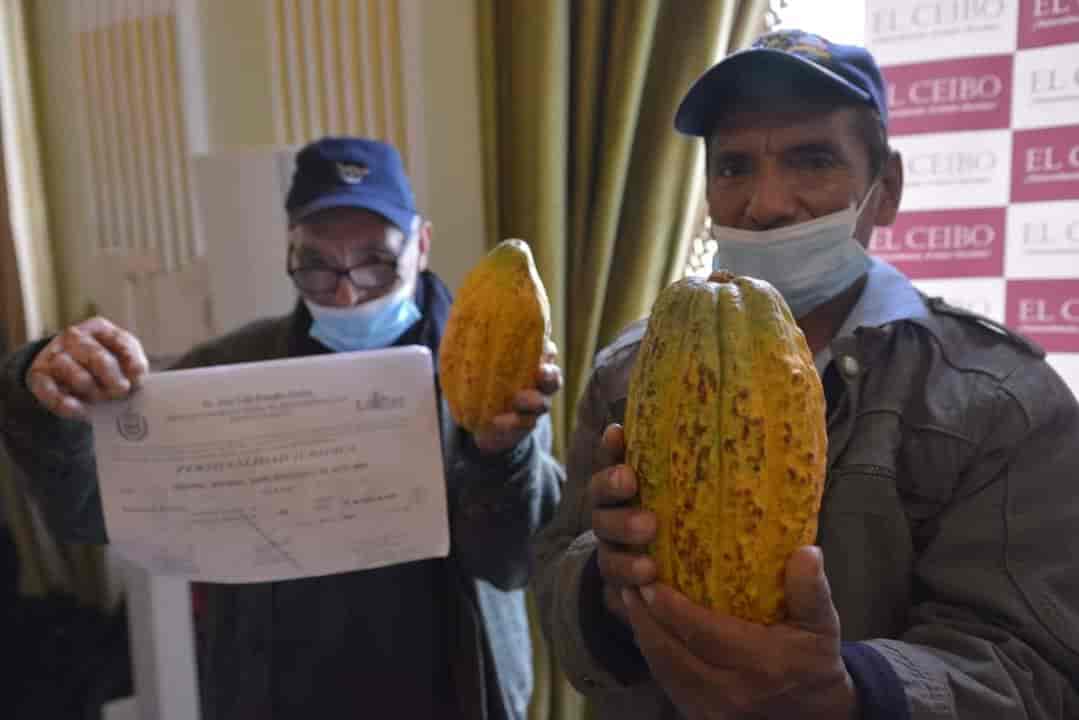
[533,281,1079,719]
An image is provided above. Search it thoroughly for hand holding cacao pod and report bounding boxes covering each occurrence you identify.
[588,424,658,622]
[440,239,558,452]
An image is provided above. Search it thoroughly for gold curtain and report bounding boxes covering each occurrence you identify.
[478,1,768,718]
[0,0,108,609]
[0,0,59,338]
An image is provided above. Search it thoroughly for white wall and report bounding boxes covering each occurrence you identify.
[30,0,489,331]
[410,0,489,291]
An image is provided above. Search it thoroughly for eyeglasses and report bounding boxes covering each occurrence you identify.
[287,253,401,294]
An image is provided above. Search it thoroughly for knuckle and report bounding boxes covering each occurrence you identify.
[628,554,653,584]
[592,506,624,539]
[89,345,117,370]
[598,548,628,584]
[66,370,95,393]
[29,379,52,404]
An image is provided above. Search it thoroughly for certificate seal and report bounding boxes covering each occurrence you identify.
[116,409,149,442]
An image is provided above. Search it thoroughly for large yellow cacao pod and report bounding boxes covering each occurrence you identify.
[440,239,552,433]
[624,271,827,624]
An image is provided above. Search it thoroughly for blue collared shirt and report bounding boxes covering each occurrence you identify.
[815,257,929,376]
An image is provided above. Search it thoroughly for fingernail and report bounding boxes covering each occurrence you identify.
[621,587,635,607]
[641,585,655,606]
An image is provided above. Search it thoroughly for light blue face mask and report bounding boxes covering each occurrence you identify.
[305,285,421,352]
[710,182,878,318]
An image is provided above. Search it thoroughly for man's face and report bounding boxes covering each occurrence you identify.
[706,104,901,245]
[287,207,430,308]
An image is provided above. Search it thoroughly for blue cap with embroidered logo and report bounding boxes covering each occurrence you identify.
[285,136,417,232]
[675,29,888,136]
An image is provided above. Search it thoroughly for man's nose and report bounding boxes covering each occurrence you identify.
[332,275,361,307]
[743,167,799,231]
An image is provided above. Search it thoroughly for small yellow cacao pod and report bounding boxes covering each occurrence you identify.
[439,239,552,434]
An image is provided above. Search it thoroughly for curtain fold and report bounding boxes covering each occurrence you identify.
[0,0,59,340]
[0,0,108,609]
[478,2,769,718]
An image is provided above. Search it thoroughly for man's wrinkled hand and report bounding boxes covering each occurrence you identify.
[588,424,658,623]
[472,339,563,455]
[622,546,858,720]
[25,316,149,422]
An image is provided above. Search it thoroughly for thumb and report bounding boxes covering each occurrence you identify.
[784,546,840,637]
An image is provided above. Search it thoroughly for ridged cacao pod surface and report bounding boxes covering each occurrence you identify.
[439,239,551,433]
[624,271,827,624]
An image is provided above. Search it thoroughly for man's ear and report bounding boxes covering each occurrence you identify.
[873,150,903,227]
[416,219,432,272]
[286,224,301,261]
[854,150,903,248]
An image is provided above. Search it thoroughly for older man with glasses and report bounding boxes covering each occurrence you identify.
[0,136,564,720]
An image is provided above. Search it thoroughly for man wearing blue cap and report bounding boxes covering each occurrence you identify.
[0,136,564,719]
[533,29,1079,720]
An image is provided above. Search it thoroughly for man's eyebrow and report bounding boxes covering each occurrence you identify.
[782,140,851,161]
[294,246,329,264]
[784,140,843,153]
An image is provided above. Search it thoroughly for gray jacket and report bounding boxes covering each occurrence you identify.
[532,293,1079,719]
[0,272,564,720]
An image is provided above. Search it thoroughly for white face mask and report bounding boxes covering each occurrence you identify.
[710,181,879,318]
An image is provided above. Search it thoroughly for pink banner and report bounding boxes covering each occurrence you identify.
[1011,125,1079,202]
[870,208,1006,278]
[1006,279,1079,351]
[866,0,1079,390]
[1019,0,1079,49]
[884,56,1013,135]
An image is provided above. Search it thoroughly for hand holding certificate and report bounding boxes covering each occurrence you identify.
[89,346,449,583]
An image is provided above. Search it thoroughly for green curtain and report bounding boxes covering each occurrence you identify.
[477,1,769,718]
[0,0,108,610]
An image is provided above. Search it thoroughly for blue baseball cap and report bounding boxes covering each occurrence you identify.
[675,29,888,136]
[285,136,418,232]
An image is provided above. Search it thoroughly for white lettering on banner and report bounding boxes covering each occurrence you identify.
[870,228,898,252]
[906,224,996,250]
[1020,298,1079,322]
[1027,145,1079,171]
[891,75,1004,107]
[909,150,998,176]
[1021,298,1048,321]
[873,0,1007,34]
[1033,0,1078,18]
[1026,146,1062,171]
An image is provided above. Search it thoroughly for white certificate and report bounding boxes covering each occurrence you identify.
[89,346,449,583]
